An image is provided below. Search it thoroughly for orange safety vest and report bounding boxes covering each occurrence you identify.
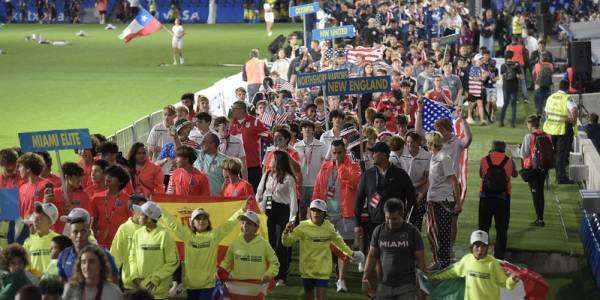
[245,58,266,85]
[312,155,362,218]
[506,44,525,66]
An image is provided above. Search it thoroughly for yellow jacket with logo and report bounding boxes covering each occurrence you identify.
[159,208,243,289]
[282,219,353,279]
[23,231,59,277]
[543,90,571,135]
[129,225,179,299]
[110,218,142,289]
[220,234,279,280]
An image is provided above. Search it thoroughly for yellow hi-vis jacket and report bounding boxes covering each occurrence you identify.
[543,90,571,135]
[110,218,142,289]
[220,234,279,281]
[159,208,244,290]
[24,231,59,277]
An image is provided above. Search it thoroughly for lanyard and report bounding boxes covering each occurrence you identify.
[303,142,314,175]
[328,161,339,191]
[199,152,218,173]
[179,170,197,194]
[267,174,279,197]
[102,194,121,240]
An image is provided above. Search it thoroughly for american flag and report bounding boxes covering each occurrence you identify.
[261,104,291,128]
[275,80,295,92]
[347,45,384,65]
[422,97,468,201]
[324,47,349,60]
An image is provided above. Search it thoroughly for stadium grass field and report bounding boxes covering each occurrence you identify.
[1,23,599,299]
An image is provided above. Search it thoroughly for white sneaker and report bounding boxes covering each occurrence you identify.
[466,117,475,124]
[173,61,178,65]
[358,262,364,272]
[268,31,273,36]
[275,279,286,287]
[167,281,179,297]
[179,57,184,64]
[336,279,348,292]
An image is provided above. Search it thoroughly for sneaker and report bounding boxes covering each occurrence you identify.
[268,31,273,36]
[275,279,286,287]
[167,281,179,298]
[179,57,184,64]
[530,219,545,227]
[490,114,496,122]
[336,279,348,293]
[358,262,364,272]
[466,117,475,124]
[523,98,529,103]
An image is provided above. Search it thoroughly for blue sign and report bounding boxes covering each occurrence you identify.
[325,76,392,96]
[19,129,92,153]
[0,189,19,221]
[312,25,356,41]
[289,2,320,17]
[296,69,349,89]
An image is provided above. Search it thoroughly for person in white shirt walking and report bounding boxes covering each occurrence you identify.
[294,120,326,220]
[264,1,275,36]
[171,18,185,65]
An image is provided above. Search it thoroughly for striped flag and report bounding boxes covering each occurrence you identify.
[454,118,468,202]
[118,8,161,43]
[421,97,454,132]
[275,80,294,92]
[347,45,384,65]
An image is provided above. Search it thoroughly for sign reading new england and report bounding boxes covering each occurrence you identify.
[289,2,320,17]
[296,69,349,89]
[19,129,92,152]
[325,76,392,96]
[312,25,356,41]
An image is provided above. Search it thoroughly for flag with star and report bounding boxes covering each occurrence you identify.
[118,8,162,43]
[422,97,454,132]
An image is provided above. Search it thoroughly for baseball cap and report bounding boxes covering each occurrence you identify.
[369,141,391,156]
[470,230,489,245]
[132,201,162,221]
[309,199,327,212]
[60,207,91,224]
[33,202,59,225]
[174,118,192,133]
[190,208,210,222]
[473,54,483,61]
[239,211,260,226]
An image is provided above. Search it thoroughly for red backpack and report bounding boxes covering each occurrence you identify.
[530,131,554,170]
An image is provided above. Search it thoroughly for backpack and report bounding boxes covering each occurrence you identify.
[483,156,509,194]
[503,61,518,81]
[536,63,553,88]
[531,133,554,170]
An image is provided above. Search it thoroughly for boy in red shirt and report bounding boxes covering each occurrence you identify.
[84,159,109,198]
[167,146,210,196]
[17,153,51,218]
[0,148,23,189]
[91,165,132,248]
[37,152,62,188]
[221,157,254,199]
[45,162,92,234]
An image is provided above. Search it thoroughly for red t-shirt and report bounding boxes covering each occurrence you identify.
[167,168,211,196]
[221,179,255,199]
[229,115,269,168]
[0,174,23,189]
[84,184,106,199]
[78,159,93,189]
[51,187,92,234]
[425,88,453,105]
[263,147,300,172]
[91,190,131,248]
[132,160,165,197]
[19,177,51,218]
[42,173,62,189]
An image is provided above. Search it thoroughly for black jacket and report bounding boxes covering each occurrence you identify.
[354,164,416,226]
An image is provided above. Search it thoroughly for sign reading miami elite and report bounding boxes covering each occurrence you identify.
[19,129,92,153]
[296,69,349,89]
[325,76,392,96]
[289,2,320,17]
[312,25,356,41]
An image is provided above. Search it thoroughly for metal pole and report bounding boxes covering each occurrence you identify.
[303,15,307,48]
[54,150,68,201]
[324,84,330,131]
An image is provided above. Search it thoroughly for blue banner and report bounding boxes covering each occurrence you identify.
[325,76,392,96]
[312,25,356,41]
[0,189,20,221]
[0,0,245,23]
[19,128,92,153]
[296,69,349,89]
[288,2,319,17]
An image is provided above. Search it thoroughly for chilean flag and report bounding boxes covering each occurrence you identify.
[118,8,161,43]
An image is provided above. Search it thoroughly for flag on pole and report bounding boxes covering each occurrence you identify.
[118,8,161,43]
[453,118,469,202]
[421,97,455,132]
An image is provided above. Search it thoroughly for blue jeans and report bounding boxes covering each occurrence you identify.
[479,36,495,57]
[535,87,551,116]
[519,75,529,100]
[187,288,215,300]
[500,89,518,126]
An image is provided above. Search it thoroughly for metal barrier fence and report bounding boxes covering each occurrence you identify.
[107,110,162,155]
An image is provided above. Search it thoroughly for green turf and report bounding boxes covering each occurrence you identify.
[1,24,599,299]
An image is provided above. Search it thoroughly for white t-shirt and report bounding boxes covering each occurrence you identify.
[147,122,174,174]
[219,135,246,159]
[427,150,455,202]
[263,3,272,11]
[294,139,327,187]
[172,25,184,40]
[400,147,431,193]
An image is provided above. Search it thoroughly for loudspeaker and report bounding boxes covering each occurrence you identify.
[569,41,592,76]
[268,34,286,55]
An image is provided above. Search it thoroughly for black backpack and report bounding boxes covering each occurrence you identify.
[503,61,518,81]
[483,156,509,194]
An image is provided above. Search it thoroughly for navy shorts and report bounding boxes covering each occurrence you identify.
[302,278,329,290]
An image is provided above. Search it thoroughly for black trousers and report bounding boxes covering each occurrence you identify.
[550,124,574,182]
[247,166,262,193]
[528,169,547,220]
[266,202,290,282]
[479,196,510,260]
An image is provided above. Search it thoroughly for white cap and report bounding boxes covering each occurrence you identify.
[133,201,162,221]
[470,230,489,245]
[60,207,91,224]
[309,199,327,212]
[239,211,260,226]
[33,202,59,225]
[473,54,483,61]
[190,208,210,224]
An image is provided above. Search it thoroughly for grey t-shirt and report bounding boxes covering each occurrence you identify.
[370,222,424,287]
[427,150,455,202]
[62,282,123,300]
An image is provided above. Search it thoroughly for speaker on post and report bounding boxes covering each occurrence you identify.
[569,41,592,88]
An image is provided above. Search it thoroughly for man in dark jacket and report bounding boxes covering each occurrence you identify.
[354,142,416,253]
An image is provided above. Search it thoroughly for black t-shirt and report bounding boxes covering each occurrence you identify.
[370,222,424,287]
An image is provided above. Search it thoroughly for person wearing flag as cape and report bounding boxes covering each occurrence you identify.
[157,197,250,299]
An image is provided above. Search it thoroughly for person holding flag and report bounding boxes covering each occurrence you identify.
[119,7,161,43]
[282,199,364,299]
[157,198,249,299]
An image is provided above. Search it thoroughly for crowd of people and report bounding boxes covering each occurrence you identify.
[1,0,598,299]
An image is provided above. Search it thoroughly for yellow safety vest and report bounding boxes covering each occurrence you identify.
[543,91,570,135]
